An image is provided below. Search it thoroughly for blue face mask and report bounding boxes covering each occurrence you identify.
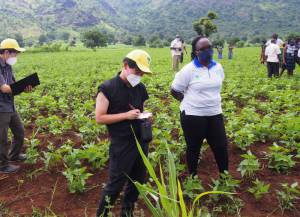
[198,49,213,63]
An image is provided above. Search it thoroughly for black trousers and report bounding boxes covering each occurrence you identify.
[180,112,228,176]
[267,62,279,78]
[96,136,148,217]
[0,112,24,166]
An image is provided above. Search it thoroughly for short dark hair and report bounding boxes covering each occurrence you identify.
[0,49,18,54]
[123,57,138,69]
[272,33,278,39]
[191,35,203,60]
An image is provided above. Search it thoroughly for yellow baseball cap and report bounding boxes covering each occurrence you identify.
[0,38,26,52]
[126,49,152,74]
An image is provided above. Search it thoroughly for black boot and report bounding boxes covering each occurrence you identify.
[0,164,20,173]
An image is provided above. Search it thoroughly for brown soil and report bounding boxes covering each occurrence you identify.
[1,128,300,217]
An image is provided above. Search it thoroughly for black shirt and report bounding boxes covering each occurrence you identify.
[98,73,149,137]
[0,58,16,112]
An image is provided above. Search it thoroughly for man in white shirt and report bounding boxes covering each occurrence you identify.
[265,39,281,78]
[170,35,183,72]
[266,33,284,47]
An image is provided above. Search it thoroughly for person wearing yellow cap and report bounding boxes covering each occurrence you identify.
[95,49,152,217]
[0,38,31,174]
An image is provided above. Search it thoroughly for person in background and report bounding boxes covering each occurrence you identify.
[179,38,188,64]
[266,33,284,47]
[260,40,267,64]
[171,36,228,177]
[295,37,300,66]
[279,43,287,76]
[170,35,183,71]
[265,39,281,78]
[265,33,284,70]
[95,50,152,217]
[0,38,32,174]
[228,44,234,59]
[283,39,297,76]
[217,46,223,60]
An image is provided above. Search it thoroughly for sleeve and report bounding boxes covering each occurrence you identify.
[171,66,191,93]
[170,40,175,48]
[265,47,269,56]
[97,81,111,101]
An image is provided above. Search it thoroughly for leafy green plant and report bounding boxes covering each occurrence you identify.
[276,182,300,213]
[62,167,92,193]
[237,150,260,178]
[210,171,243,215]
[25,130,41,164]
[267,143,296,173]
[132,132,234,217]
[182,175,205,200]
[78,141,109,169]
[248,179,270,200]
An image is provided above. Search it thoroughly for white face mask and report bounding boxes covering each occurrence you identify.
[6,57,17,66]
[127,74,141,87]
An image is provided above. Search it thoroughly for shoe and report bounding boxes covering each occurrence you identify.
[9,154,27,162]
[0,164,20,173]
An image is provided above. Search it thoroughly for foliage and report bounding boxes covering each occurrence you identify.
[193,12,218,37]
[248,179,270,200]
[267,144,296,173]
[276,182,300,212]
[62,167,92,193]
[237,150,260,178]
[133,35,146,46]
[81,30,107,49]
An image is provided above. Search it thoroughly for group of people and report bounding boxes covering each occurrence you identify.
[261,33,300,77]
[4,32,297,217]
[170,35,235,72]
[95,36,228,217]
[0,36,227,217]
[216,44,234,60]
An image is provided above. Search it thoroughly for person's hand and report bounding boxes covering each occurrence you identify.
[126,109,141,120]
[0,84,12,93]
[24,85,33,93]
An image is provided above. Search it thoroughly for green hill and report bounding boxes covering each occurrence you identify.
[0,0,299,41]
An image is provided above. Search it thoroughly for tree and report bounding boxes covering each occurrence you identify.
[46,32,56,42]
[193,11,218,37]
[81,30,107,49]
[59,32,70,42]
[69,37,76,47]
[212,37,225,48]
[124,36,133,45]
[14,33,24,47]
[227,37,240,46]
[38,34,47,45]
[133,35,146,46]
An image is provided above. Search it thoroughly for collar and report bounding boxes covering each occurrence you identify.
[116,72,130,88]
[193,58,217,69]
[0,58,6,67]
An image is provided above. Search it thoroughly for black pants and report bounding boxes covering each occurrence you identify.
[0,112,24,166]
[180,112,228,176]
[96,136,148,217]
[267,62,279,78]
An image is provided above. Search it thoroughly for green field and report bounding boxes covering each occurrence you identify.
[0,47,300,216]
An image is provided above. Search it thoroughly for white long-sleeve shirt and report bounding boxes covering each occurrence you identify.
[171,58,225,116]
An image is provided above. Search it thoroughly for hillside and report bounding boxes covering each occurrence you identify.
[0,0,299,40]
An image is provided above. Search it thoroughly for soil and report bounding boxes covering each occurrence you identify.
[0,127,300,217]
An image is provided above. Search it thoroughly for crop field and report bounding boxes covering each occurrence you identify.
[0,47,299,217]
